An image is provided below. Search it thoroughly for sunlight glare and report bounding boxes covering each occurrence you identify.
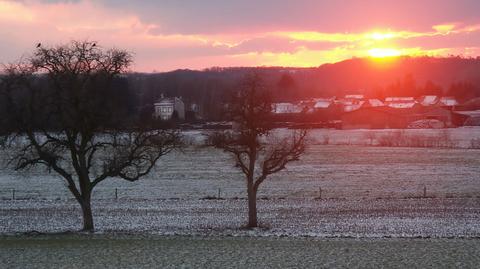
[369,32,395,40]
[368,48,402,58]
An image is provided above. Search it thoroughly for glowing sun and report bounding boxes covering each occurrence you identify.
[368,48,402,58]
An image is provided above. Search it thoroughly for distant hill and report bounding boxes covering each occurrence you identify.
[127,56,480,120]
[305,56,480,97]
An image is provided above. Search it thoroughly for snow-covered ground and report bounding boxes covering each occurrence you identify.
[0,128,479,237]
[1,144,479,201]
[1,198,479,238]
[302,127,480,147]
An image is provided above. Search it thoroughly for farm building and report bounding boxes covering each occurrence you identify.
[439,96,459,108]
[341,106,469,129]
[272,102,303,114]
[384,97,417,109]
[337,95,365,112]
[417,95,459,109]
[418,95,440,106]
[153,96,185,121]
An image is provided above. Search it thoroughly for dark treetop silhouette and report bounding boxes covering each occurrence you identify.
[208,73,307,228]
[0,41,181,231]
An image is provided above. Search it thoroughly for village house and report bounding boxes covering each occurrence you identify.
[272,102,304,114]
[361,99,384,108]
[439,96,459,109]
[153,95,185,121]
[337,94,365,112]
[268,95,465,128]
[384,97,418,109]
[417,95,459,109]
[300,97,342,123]
[418,95,440,106]
[311,98,335,111]
[270,102,305,123]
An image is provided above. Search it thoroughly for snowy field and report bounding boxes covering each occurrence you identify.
[1,235,479,269]
[1,198,480,238]
[0,128,479,237]
[302,127,480,148]
[2,131,480,201]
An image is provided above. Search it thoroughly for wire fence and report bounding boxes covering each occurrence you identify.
[0,187,248,201]
[0,184,465,202]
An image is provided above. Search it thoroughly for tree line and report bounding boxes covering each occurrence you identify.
[4,55,478,124]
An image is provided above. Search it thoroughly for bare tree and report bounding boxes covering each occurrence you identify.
[208,73,307,228]
[0,41,181,231]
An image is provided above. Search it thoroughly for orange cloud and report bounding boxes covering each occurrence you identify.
[1,0,480,71]
[0,1,35,23]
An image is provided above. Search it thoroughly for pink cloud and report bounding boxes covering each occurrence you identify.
[1,0,480,71]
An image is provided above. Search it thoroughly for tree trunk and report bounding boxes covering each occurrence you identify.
[247,183,258,228]
[80,196,94,232]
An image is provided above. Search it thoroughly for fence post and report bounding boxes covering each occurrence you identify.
[318,187,322,199]
[218,188,221,199]
[115,188,118,200]
[423,185,427,198]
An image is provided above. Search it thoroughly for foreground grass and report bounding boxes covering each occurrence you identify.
[1,235,479,269]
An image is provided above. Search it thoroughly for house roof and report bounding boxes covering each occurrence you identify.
[439,97,459,106]
[154,97,183,105]
[314,99,333,109]
[344,101,364,112]
[272,102,303,113]
[384,96,417,108]
[364,99,384,107]
[387,102,417,108]
[385,97,415,102]
[418,95,439,106]
[274,102,297,106]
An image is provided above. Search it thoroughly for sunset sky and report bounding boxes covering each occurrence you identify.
[1,0,480,72]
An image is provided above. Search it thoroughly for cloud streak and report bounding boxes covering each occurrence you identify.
[0,0,479,71]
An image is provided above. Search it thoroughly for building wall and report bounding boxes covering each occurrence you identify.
[153,97,185,121]
[155,103,175,120]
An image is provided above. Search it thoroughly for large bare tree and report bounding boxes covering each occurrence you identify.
[208,73,307,228]
[0,41,181,231]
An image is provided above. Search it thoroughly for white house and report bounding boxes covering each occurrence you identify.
[153,96,185,121]
[418,95,439,106]
[313,98,334,109]
[338,95,365,112]
[439,96,459,107]
[384,97,417,108]
[362,99,384,108]
[272,102,303,114]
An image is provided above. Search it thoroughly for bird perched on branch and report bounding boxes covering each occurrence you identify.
[36,43,41,48]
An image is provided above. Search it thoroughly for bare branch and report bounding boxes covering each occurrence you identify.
[0,40,174,231]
